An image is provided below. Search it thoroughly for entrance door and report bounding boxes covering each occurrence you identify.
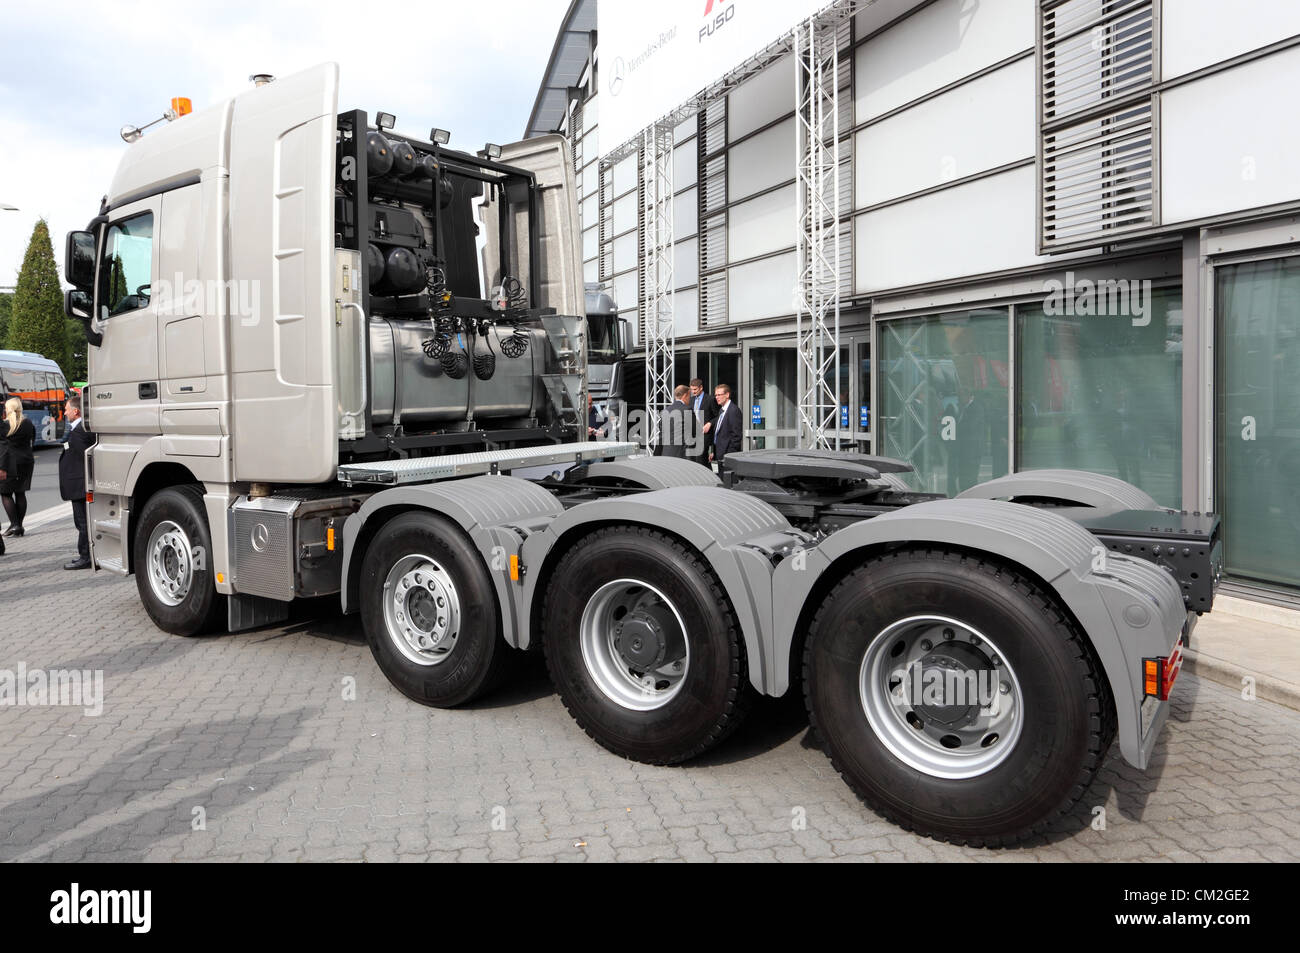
[1215,254,1300,593]
[691,347,741,400]
[743,342,798,450]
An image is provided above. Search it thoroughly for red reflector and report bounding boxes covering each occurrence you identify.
[1160,644,1183,701]
[85,491,94,504]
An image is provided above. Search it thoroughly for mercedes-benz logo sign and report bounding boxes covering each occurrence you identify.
[251,523,269,553]
[609,56,626,97]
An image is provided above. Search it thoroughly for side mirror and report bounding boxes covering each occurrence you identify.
[65,290,102,347]
[65,230,96,289]
[65,289,91,319]
[617,318,632,358]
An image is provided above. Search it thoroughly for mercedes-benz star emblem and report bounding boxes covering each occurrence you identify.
[609,56,626,97]
[251,523,269,553]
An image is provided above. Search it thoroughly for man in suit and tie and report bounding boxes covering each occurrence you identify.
[657,385,695,458]
[688,378,719,468]
[710,384,743,472]
[59,393,94,570]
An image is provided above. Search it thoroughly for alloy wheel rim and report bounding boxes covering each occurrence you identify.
[579,578,690,711]
[859,614,1023,779]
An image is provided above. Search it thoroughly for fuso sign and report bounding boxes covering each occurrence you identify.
[597,0,831,159]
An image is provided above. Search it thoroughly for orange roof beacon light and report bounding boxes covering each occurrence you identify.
[120,98,193,143]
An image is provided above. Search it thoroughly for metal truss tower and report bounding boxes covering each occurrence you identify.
[794,8,848,450]
[642,123,675,451]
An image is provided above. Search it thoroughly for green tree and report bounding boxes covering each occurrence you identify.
[0,291,12,349]
[8,219,67,361]
[64,317,89,381]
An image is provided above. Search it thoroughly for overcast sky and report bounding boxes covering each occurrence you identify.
[0,0,570,290]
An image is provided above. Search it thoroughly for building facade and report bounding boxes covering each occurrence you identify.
[528,0,1300,604]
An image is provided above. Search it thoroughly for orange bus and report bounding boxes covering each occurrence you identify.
[0,349,70,447]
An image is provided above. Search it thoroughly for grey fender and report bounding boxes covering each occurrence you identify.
[339,476,564,647]
[957,468,1162,512]
[773,498,1187,770]
[583,456,721,489]
[518,486,808,686]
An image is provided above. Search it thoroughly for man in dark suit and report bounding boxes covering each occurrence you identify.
[688,378,719,468]
[59,393,94,570]
[710,383,743,472]
[657,385,695,458]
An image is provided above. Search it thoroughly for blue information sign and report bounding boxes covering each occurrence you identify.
[751,404,762,426]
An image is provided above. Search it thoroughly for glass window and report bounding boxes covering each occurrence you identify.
[857,341,872,437]
[1216,257,1300,592]
[2,366,37,398]
[879,308,1010,495]
[1017,287,1182,506]
[101,212,154,317]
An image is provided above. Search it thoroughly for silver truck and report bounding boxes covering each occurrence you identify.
[62,64,1221,846]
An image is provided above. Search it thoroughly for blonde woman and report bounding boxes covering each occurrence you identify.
[0,397,36,537]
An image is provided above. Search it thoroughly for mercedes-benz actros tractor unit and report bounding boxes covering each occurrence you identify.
[63,65,1221,846]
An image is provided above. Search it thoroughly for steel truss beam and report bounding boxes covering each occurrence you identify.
[597,2,869,454]
[642,124,675,450]
[794,10,848,450]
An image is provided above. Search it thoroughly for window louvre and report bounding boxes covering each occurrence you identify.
[1039,0,1158,248]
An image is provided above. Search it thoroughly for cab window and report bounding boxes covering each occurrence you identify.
[101,212,154,317]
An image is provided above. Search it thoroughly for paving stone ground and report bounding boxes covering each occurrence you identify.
[2,520,1298,862]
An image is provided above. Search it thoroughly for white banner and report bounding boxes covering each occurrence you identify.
[597,0,832,158]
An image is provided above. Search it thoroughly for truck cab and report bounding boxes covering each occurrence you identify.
[64,63,594,592]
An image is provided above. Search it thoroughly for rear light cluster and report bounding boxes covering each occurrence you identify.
[1143,644,1183,701]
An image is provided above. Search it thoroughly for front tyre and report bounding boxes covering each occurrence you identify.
[804,548,1114,846]
[542,527,750,764]
[133,484,224,636]
[359,512,509,707]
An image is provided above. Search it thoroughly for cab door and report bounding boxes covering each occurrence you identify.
[88,200,162,435]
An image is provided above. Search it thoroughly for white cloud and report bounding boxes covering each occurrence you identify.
[0,0,570,290]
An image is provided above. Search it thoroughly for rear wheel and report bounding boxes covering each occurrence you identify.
[804,547,1114,846]
[133,484,224,636]
[359,512,509,707]
[542,526,749,764]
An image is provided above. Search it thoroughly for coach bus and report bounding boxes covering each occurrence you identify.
[0,350,70,446]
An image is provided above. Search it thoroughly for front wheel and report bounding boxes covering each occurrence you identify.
[804,547,1114,846]
[359,511,510,707]
[541,526,750,764]
[133,484,224,636]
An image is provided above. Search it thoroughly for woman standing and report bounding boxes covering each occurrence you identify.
[1,397,36,538]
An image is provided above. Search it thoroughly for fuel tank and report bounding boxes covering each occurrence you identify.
[368,317,545,428]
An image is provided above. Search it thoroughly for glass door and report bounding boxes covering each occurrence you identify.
[1215,254,1300,593]
[691,348,741,399]
[743,342,798,450]
[855,339,872,450]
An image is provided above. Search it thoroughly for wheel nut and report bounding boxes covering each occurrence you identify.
[920,640,933,651]
[1000,681,1010,695]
